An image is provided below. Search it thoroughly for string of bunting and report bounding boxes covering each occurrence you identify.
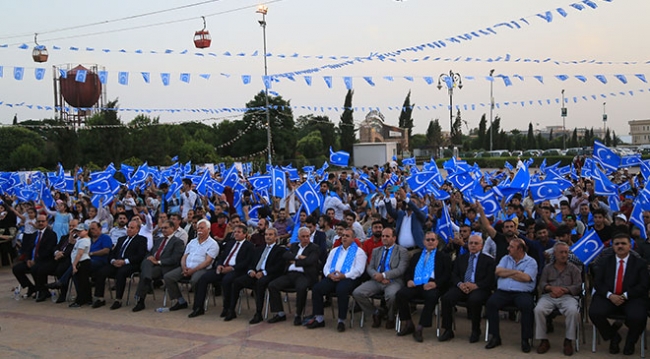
[2,87,649,116]
[1,64,647,89]
[231,147,268,161]
[215,119,255,149]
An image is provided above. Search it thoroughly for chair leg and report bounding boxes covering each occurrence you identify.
[592,325,597,353]
[485,318,489,342]
[126,275,134,306]
[264,289,270,319]
[285,292,292,314]
[237,289,243,315]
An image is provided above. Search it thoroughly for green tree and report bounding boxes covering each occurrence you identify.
[128,115,174,165]
[398,90,414,150]
[12,114,17,125]
[426,119,444,149]
[526,122,536,149]
[549,128,554,141]
[180,139,217,163]
[570,128,579,147]
[476,114,487,150]
[239,91,296,162]
[0,126,45,170]
[487,116,501,149]
[78,100,128,165]
[10,143,44,170]
[296,114,337,156]
[613,131,620,147]
[451,109,462,146]
[410,134,427,149]
[583,128,592,147]
[605,128,611,146]
[339,90,355,159]
[296,130,324,159]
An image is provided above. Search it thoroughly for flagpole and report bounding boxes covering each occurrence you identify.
[257,5,272,166]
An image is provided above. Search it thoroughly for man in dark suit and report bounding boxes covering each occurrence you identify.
[12,214,58,301]
[132,219,185,312]
[189,223,254,318]
[92,220,148,310]
[396,232,452,342]
[385,188,427,251]
[267,226,321,326]
[439,234,495,343]
[305,215,328,267]
[353,227,409,329]
[46,218,78,303]
[589,232,649,355]
[230,227,286,324]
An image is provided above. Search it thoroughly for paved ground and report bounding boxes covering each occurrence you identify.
[0,266,637,358]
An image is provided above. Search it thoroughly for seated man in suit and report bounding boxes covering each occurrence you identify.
[439,234,495,343]
[46,218,79,303]
[189,223,254,319]
[353,227,409,329]
[92,220,148,310]
[306,228,367,332]
[534,241,581,356]
[230,227,286,324]
[395,232,452,343]
[589,232,649,356]
[267,227,321,326]
[164,219,219,312]
[485,238,538,353]
[132,220,185,312]
[304,215,328,267]
[12,214,58,301]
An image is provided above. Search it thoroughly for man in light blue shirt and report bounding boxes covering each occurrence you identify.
[485,238,538,353]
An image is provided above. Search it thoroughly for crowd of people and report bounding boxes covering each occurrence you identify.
[2,160,649,356]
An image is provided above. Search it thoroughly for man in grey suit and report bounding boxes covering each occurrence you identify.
[132,220,185,312]
[353,227,409,329]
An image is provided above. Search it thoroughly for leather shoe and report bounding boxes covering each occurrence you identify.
[609,332,622,354]
[306,320,325,329]
[110,301,122,310]
[91,299,106,308]
[293,316,302,326]
[623,343,635,356]
[69,302,82,308]
[563,338,573,356]
[267,314,286,324]
[55,295,66,304]
[249,313,263,324]
[522,339,531,353]
[413,328,423,343]
[372,313,382,328]
[397,321,415,336]
[47,282,62,290]
[224,310,237,321]
[485,336,501,349]
[469,330,481,343]
[26,287,36,298]
[439,329,454,342]
[169,302,188,311]
[132,300,145,312]
[35,295,50,303]
[337,322,345,332]
[385,319,396,330]
[220,308,228,318]
[537,339,550,354]
[188,308,205,318]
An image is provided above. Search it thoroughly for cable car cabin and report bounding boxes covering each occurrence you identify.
[32,45,48,62]
[193,30,211,49]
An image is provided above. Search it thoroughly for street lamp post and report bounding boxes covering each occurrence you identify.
[561,89,567,150]
[437,69,463,145]
[489,69,495,152]
[257,5,272,166]
[602,102,607,133]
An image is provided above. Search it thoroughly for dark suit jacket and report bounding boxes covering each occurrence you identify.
[450,252,495,290]
[110,234,148,267]
[367,244,409,285]
[55,233,74,262]
[216,239,255,276]
[385,199,427,249]
[405,249,452,290]
[249,244,286,279]
[593,254,649,301]
[283,242,321,285]
[312,230,328,267]
[149,235,185,270]
[22,228,58,263]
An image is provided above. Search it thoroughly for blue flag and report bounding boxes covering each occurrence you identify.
[592,167,617,196]
[630,202,648,240]
[221,165,240,188]
[529,180,564,204]
[436,204,456,244]
[402,157,416,166]
[272,168,286,198]
[476,190,500,216]
[249,175,271,190]
[620,153,642,168]
[570,229,603,265]
[329,147,350,167]
[406,171,436,194]
[295,180,321,214]
[593,140,620,173]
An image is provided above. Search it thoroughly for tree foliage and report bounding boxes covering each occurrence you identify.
[339,90,355,159]
[398,90,414,150]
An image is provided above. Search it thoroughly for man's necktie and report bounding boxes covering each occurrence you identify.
[464,253,476,283]
[256,245,271,271]
[33,231,42,259]
[615,259,624,295]
[225,241,241,266]
[378,248,388,272]
[120,237,133,259]
[154,236,168,261]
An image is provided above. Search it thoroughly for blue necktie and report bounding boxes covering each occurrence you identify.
[464,254,476,283]
[378,248,388,272]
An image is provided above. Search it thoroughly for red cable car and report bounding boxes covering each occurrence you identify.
[32,33,48,63]
[194,16,211,49]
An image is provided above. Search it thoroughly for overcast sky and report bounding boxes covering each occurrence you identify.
[1,0,648,140]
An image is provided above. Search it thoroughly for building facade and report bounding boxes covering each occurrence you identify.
[629,119,650,145]
[358,110,409,154]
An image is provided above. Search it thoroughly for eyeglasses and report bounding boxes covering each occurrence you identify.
[613,242,629,246]
[424,238,437,242]
[468,242,481,245]
[36,220,47,223]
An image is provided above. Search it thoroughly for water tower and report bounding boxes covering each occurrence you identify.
[53,64,106,128]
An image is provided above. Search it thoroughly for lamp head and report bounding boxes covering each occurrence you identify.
[256,5,268,14]
[489,69,495,76]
